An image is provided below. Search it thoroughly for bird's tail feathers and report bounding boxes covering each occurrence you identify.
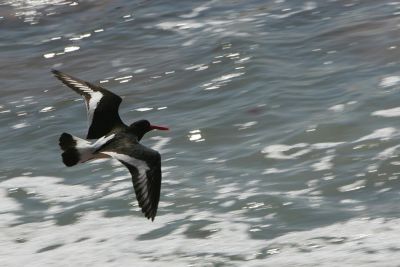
[59,132,115,167]
[62,148,81,167]
[59,132,94,167]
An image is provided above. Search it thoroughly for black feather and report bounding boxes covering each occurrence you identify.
[62,149,80,167]
[59,132,76,151]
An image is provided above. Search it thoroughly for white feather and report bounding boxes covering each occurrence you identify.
[61,75,104,126]
[87,91,103,126]
[73,134,115,163]
[101,151,151,205]
[101,151,149,178]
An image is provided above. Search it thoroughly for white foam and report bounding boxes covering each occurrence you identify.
[180,6,210,18]
[234,121,258,130]
[374,145,400,160]
[379,76,400,88]
[156,21,204,31]
[212,72,244,82]
[329,104,345,112]
[0,188,21,213]
[187,129,204,142]
[2,194,399,267]
[135,107,153,112]
[0,176,93,203]
[261,142,344,160]
[39,106,55,113]
[372,107,400,117]
[338,179,366,192]
[64,46,80,53]
[311,154,334,171]
[1,175,399,266]
[43,53,55,59]
[262,168,291,174]
[311,142,344,149]
[355,127,397,142]
[261,143,310,159]
[11,122,30,129]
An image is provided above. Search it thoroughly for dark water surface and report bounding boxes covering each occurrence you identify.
[1,0,400,266]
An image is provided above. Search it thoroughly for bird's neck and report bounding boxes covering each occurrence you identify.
[127,127,146,141]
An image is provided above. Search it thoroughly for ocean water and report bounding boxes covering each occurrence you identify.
[1,0,400,266]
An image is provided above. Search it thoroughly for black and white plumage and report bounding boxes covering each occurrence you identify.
[53,70,169,221]
[52,69,124,139]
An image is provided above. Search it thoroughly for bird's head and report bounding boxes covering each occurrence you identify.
[128,120,169,141]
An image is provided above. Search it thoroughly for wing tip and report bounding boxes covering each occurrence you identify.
[51,69,61,76]
[144,210,157,221]
[149,214,156,222]
[51,69,66,81]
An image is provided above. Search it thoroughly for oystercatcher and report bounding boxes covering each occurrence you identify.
[52,70,169,221]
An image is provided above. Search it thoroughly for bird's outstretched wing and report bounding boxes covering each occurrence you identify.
[102,144,162,221]
[52,70,124,139]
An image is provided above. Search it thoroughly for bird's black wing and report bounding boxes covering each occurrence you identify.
[52,70,125,139]
[101,143,162,221]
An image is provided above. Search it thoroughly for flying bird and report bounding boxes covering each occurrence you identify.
[52,70,169,221]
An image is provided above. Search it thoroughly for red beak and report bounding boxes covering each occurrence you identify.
[150,124,169,131]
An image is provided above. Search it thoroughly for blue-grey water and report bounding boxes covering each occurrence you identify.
[1,0,400,266]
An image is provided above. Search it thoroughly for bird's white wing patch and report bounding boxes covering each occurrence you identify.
[101,151,149,177]
[101,151,151,204]
[93,134,115,149]
[60,75,104,126]
[87,91,103,126]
